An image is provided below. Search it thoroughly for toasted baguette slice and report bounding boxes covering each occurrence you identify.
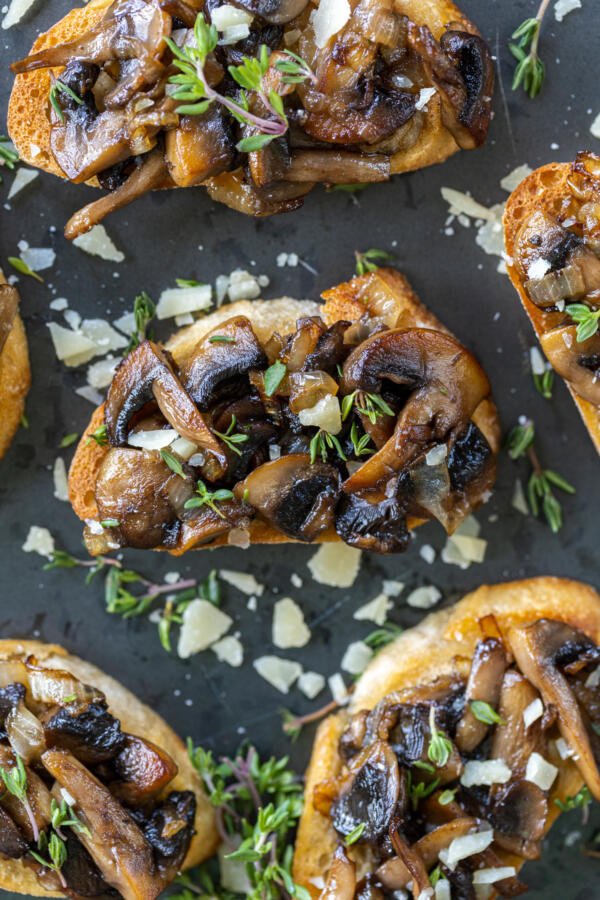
[0,270,30,460]
[8,0,489,199]
[67,269,500,551]
[0,639,218,897]
[503,162,600,452]
[293,577,600,897]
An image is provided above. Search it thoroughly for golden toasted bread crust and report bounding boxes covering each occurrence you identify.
[503,163,600,452]
[8,0,482,184]
[293,577,600,896]
[0,639,218,896]
[67,271,500,552]
[0,272,30,460]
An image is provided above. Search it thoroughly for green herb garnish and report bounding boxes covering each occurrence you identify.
[533,367,554,399]
[175,278,203,288]
[509,0,549,98]
[87,424,108,446]
[309,429,347,465]
[341,390,394,424]
[554,785,592,812]
[264,360,287,397]
[59,432,79,448]
[355,248,393,276]
[565,303,600,342]
[8,256,43,283]
[50,798,91,838]
[363,622,403,651]
[127,291,155,351]
[208,334,236,344]
[184,479,234,518]
[49,80,83,122]
[30,831,67,886]
[470,700,505,726]
[438,788,458,806]
[344,822,366,846]
[100,518,120,529]
[427,707,453,768]
[350,421,374,457]
[160,448,186,478]
[213,415,249,457]
[1,755,39,841]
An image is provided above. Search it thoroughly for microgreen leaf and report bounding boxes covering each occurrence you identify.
[264,360,286,396]
[355,248,393,276]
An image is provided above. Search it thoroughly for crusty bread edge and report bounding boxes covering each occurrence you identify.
[293,576,600,896]
[7,0,485,183]
[67,269,501,549]
[0,640,218,897]
[502,163,600,453]
[0,271,30,461]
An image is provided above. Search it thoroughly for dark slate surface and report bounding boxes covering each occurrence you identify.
[0,0,599,896]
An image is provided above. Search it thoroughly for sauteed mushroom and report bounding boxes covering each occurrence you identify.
[230,0,310,25]
[319,845,356,900]
[455,637,508,753]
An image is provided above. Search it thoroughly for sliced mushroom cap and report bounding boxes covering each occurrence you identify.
[179,316,267,408]
[141,790,195,881]
[0,805,28,858]
[334,476,410,554]
[319,845,356,900]
[165,106,235,188]
[59,831,114,897]
[332,741,401,843]
[236,453,340,541]
[0,284,18,355]
[230,0,310,24]
[105,341,227,478]
[438,31,495,149]
[41,748,164,900]
[340,329,491,493]
[111,735,178,806]
[540,326,600,406]
[377,818,476,891]
[455,637,508,753]
[205,169,312,216]
[489,780,547,860]
[41,698,125,764]
[489,669,544,778]
[509,619,600,799]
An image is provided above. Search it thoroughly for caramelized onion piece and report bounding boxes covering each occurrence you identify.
[105,341,226,478]
[455,637,508,753]
[509,619,600,799]
[319,845,356,900]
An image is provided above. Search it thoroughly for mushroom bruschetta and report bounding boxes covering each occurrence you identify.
[504,152,600,452]
[0,271,30,460]
[8,0,493,238]
[294,577,600,898]
[67,268,500,556]
[0,639,218,898]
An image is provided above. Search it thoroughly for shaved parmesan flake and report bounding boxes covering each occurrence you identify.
[328,672,349,705]
[76,385,103,405]
[253,656,302,693]
[220,24,251,43]
[228,527,250,549]
[461,759,512,787]
[298,394,342,434]
[554,0,581,21]
[382,579,405,597]
[22,526,55,559]
[415,87,436,110]
[212,635,244,667]
[425,443,447,466]
[53,458,69,502]
[528,257,551,280]
[49,298,69,312]
[417,891,433,900]
[441,188,496,221]
[113,311,136,335]
[310,0,350,48]
[406,585,441,609]
[473,868,517,885]
[354,592,392,626]
[220,570,264,596]
[73,225,125,262]
[2,0,36,29]
[420,544,436,564]
[456,515,481,538]
[47,323,98,367]
[555,737,574,760]
[211,4,253,29]
[591,112,600,140]
[7,168,38,199]
[341,640,373,675]
[499,164,532,193]
[298,671,325,699]
[177,600,232,658]
[128,429,179,450]
[272,598,311,649]
[439,830,494,871]
[449,534,487,564]
[525,752,558,790]
[227,269,263,302]
[307,543,361,587]
[87,356,119,390]
[156,285,212,320]
[435,881,451,900]
[170,437,198,459]
[523,698,544,727]
[21,247,55,272]
[530,345,547,375]
[219,843,252,893]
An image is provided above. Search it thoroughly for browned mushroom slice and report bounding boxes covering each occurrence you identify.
[455,637,508,753]
[165,107,235,188]
[377,818,477,891]
[105,341,227,477]
[41,748,164,900]
[340,329,491,494]
[489,669,544,778]
[334,476,411,553]
[320,845,356,899]
[0,805,28,858]
[0,284,18,355]
[489,780,547,860]
[280,317,325,372]
[179,316,266,408]
[108,735,178,806]
[229,0,310,24]
[141,790,195,881]
[236,454,340,541]
[331,741,401,843]
[0,745,52,842]
[283,150,391,183]
[64,150,172,240]
[40,698,125,764]
[509,619,600,799]
[205,169,312,216]
[388,827,430,898]
[540,326,600,406]
[95,447,194,549]
[302,89,416,147]
[173,500,251,554]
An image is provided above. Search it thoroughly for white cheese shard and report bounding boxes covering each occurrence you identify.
[382,579,405,597]
[272,598,311,649]
[76,386,103,405]
[527,258,552,280]
[128,429,179,450]
[211,4,253,29]
[529,345,547,376]
[220,570,265,596]
[554,0,581,21]
[2,0,36,29]
[22,526,55,559]
[310,0,350,48]
[307,543,361,587]
[406,585,441,609]
[177,600,232,658]
[53,458,69,502]
[170,436,198,459]
[415,87,436,110]
[439,830,494,871]
[354,592,392,626]
[328,672,349,705]
[298,394,342,434]
[499,164,533,193]
[47,323,98,367]
[449,534,487,564]
[473,868,517,885]
[73,225,125,262]
[441,188,496,222]
[212,635,244,667]
[341,640,373,675]
[20,247,55,272]
[420,544,436,564]
[555,737,574,760]
[525,752,558,791]
[253,656,302,694]
[87,356,119,390]
[461,759,512,787]
[227,269,263,302]
[523,698,544,727]
[218,842,252,893]
[7,168,38,199]
[425,443,447,466]
[435,881,451,900]
[298,671,325,699]
[585,665,600,688]
[591,112,600,140]
[156,285,212,320]
[512,478,529,516]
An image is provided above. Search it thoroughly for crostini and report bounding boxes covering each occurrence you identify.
[0,271,30,460]
[9,0,493,238]
[503,152,600,452]
[0,639,218,898]
[293,577,600,898]
[67,268,500,556]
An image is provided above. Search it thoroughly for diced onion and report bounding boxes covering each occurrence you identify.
[6,703,46,762]
[525,752,558,791]
[170,437,198,459]
[439,830,494,871]
[28,669,98,706]
[460,759,512,787]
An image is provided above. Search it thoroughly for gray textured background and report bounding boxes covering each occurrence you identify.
[1,0,599,895]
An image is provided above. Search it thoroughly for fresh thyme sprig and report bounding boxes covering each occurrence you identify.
[0,754,39,841]
[309,429,347,465]
[532,366,554,399]
[8,255,43,283]
[341,390,394,424]
[507,419,575,533]
[184,479,235,518]
[349,422,374,457]
[427,707,453,768]
[0,135,19,185]
[160,448,186,478]
[565,303,600,342]
[213,415,249,457]
[185,742,310,900]
[127,291,156,352]
[355,248,393,276]
[87,424,108,446]
[470,700,505,726]
[30,831,68,888]
[555,785,592,814]
[50,798,91,839]
[509,0,551,98]
[49,79,84,122]
[165,14,314,153]
[363,622,404,651]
